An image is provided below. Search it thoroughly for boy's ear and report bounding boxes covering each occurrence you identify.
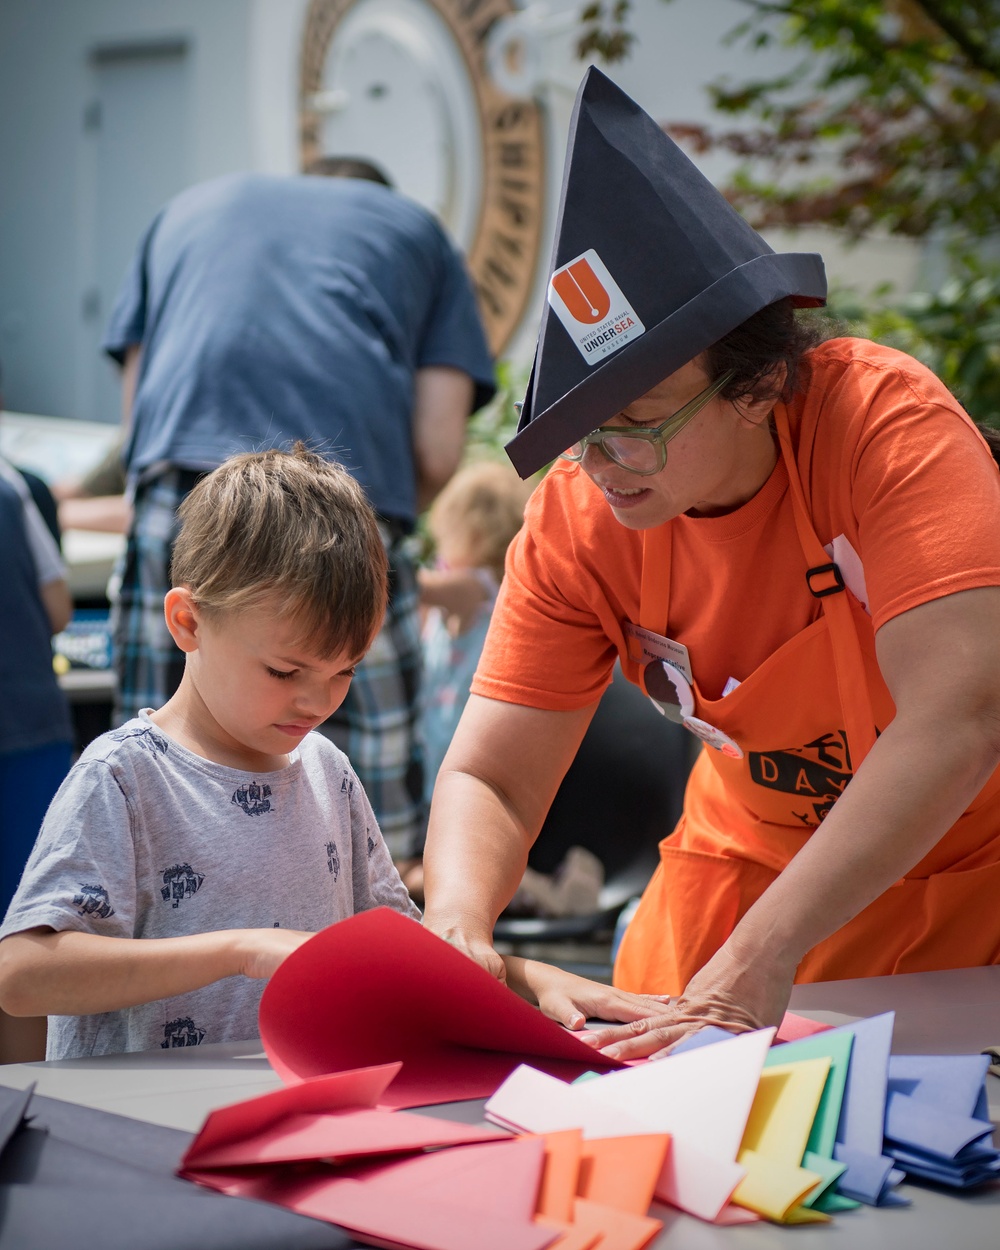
[163,587,201,653]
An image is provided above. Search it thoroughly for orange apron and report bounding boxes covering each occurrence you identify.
[614,404,1000,995]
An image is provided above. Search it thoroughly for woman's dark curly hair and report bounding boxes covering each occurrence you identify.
[704,298,1000,466]
[704,298,825,407]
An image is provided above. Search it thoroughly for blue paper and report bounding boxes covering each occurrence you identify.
[884,1090,994,1160]
[668,1026,736,1054]
[832,1143,898,1205]
[887,1054,990,1118]
[834,1012,895,1157]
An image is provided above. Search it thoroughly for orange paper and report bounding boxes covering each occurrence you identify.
[534,1130,585,1222]
[571,1197,662,1250]
[577,1135,670,1215]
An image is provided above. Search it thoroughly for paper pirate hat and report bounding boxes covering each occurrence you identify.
[505,67,827,478]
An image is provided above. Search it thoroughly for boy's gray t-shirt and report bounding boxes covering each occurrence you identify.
[1,713,419,1059]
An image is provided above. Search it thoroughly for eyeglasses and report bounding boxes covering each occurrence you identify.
[559,370,735,476]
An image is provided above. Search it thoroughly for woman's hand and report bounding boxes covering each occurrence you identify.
[502,956,670,1030]
[580,938,796,1059]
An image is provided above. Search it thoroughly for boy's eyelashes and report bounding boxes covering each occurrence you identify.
[265,664,358,680]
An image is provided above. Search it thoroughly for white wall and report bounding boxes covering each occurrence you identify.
[0,0,255,421]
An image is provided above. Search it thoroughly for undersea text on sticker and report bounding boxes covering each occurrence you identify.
[547,248,646,365]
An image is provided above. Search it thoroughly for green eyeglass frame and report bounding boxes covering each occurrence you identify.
[559,369,735,476]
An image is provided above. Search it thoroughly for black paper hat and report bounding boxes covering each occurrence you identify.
[505,67,827,478]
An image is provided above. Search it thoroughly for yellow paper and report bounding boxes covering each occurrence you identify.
[732,1058,833,1222]
[740,1058,831,1165]
[732,1148,824,1222]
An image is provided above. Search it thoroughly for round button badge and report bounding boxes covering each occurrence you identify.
[643,660,744,758]
[681,715,745,760]
[643,659,694,723]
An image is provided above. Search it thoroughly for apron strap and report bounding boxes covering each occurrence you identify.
[773,404,878,767]
[639,524,672,634]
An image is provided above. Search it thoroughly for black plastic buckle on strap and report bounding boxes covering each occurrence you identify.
[806,562,846,598]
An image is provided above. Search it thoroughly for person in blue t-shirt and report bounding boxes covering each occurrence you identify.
[102,158,496,860]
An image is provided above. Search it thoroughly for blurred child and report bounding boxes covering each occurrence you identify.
[0,455,74,1061]
[418,460,530,799]
[0,455,73,914]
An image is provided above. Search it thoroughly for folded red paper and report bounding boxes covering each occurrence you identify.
[189,1135,557,1250]
[259,908,626,1107]
[180,1061,509,1175]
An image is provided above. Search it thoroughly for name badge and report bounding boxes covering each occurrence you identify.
[623,622,693,685]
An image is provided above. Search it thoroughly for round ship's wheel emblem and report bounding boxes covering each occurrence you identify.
[300,0,545,357]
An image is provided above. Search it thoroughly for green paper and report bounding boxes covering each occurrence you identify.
[765,1030,855,1158]
[801,1150,847,1208]
[815,1190,862,1213]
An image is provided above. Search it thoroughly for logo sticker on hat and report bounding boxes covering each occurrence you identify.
[547,248,645,366]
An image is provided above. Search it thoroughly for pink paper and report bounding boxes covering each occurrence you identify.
[181,1063,401,1168]
[190,1138,556,1250]
[776,1012,832,1043]
[186,1106,506,1170]
[259,909,625,1107]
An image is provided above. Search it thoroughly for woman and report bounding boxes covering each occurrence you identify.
[421,68,1000,1058]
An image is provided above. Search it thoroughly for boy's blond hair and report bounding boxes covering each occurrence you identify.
[427,460,530,581]
[171,445,388,660]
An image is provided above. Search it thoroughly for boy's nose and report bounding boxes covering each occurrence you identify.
[292,688,328,720]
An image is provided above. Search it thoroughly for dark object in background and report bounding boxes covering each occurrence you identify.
[494,666,691,943]
[15,468,60,550]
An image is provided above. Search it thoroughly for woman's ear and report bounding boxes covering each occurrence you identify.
[734,363,788,428]
[163,587,201,653]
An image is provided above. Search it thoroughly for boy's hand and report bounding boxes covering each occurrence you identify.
[424,918,508,983]
[502,956,670,1031]
[235,929,315,980]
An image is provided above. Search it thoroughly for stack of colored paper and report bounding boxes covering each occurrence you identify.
[668,1013,908,1209]
[486,1028,828,1224]
[180,1059,666,1250]
[883,1054,1000,1188]
[176,910,1000,1242]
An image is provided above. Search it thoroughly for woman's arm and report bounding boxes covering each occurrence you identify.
[586,585,1000,1058]
[421,693,599,979]
[0,926,313,1016]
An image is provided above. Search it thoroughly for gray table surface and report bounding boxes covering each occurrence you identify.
[0,965,997,1248]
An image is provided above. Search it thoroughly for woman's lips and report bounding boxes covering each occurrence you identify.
[600,484,651,509]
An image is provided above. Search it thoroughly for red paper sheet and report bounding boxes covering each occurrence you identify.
[259,908,625,1107]
[190,1138,556,1250]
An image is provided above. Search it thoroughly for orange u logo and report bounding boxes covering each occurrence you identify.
[551,258,611,324]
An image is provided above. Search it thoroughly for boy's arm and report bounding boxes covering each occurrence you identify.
[501,955,670,1030]
[0,926,313,1017]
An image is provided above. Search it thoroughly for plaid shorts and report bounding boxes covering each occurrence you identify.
[111,468,427,859]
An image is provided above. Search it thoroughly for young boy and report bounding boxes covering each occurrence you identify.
[0,447,420,1058]
[0,446,664,1059]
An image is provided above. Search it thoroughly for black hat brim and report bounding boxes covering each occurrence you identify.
[506,250,825,478]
